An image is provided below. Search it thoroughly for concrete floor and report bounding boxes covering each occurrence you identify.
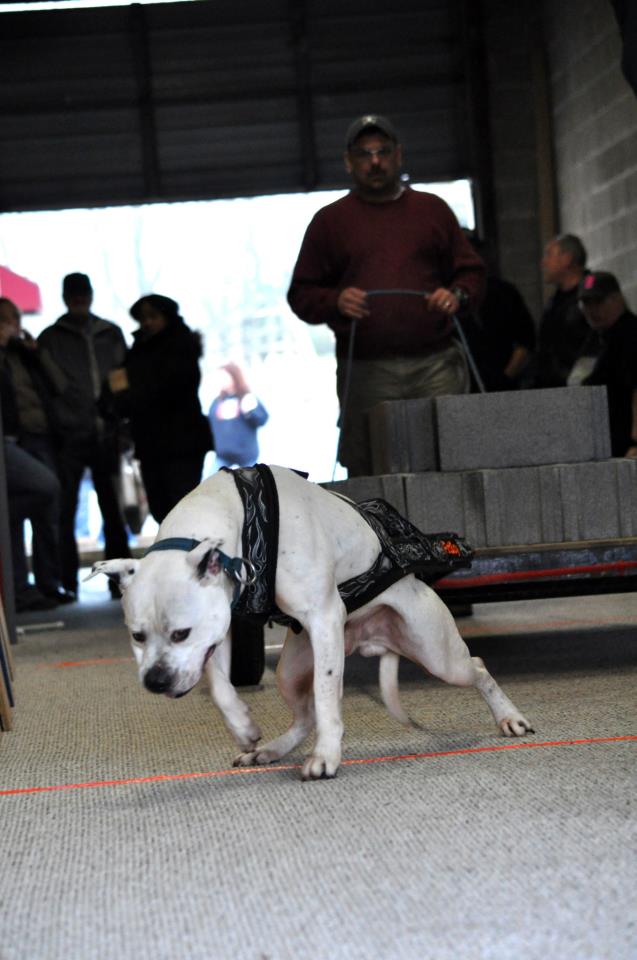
[1,577,636,960]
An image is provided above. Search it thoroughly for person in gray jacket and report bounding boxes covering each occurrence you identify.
[38,273,130,598]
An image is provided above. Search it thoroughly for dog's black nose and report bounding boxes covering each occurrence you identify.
[143,664,173,694]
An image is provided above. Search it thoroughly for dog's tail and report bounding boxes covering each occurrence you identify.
[379,652,411,726]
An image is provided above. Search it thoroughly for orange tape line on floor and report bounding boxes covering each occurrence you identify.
[1,735,635,798]
[37,657,133,669]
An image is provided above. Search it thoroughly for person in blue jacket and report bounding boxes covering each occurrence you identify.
[208,362,269,469]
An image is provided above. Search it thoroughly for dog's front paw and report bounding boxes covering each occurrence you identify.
[499,714,534,737]
[301,752,340,781]
[230,719,262,753]
[235,728,261,753]
[233,747,280,767]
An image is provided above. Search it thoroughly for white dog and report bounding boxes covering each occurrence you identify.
[88,465,532,780]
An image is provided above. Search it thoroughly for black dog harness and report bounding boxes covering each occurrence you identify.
[144,464,472,628]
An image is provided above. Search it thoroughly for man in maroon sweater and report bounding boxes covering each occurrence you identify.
[287,114,485,476]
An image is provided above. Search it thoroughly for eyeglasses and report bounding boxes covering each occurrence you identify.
[350,145,395,160]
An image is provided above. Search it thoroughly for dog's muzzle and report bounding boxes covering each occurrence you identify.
[143,664,176,696]
[143,646,217,699]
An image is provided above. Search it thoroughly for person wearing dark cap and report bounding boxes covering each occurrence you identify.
[108,294,212,523]
[287,114,485,477]
[575,271,637,457]
[38,272,131,598]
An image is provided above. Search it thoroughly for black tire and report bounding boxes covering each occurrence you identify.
[230,617,266,686]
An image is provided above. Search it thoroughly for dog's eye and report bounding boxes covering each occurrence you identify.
[131,632,146,644]
[171,628,191,643]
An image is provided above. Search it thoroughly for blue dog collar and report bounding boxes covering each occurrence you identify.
[144,537,201,555]
[143,537,255,607]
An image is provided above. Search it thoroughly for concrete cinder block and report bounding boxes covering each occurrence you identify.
[590,388,613,460]
[404,468,560,548]
[461,471,489,547]
[483,469,539,547]
[557,459,637,541]
[403,472,487,545]
[369,399,438,474]
[614,458,637,538]
[482,467,563,547]
[436,386,611,471]
[481,460,637,547]
[538,466,565,543]
[404,473,464,535]
[320,474,407,514]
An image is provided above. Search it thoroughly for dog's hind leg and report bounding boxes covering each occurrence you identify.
[234,628,316,767]
[379,651,411,725]
[468,656,534,736]
[391,580,533,736]
[205,634,262,752]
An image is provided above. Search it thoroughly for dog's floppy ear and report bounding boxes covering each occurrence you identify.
[83,559,140,591]
[186,538,225,583]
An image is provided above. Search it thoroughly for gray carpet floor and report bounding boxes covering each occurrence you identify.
[0,579,635,960]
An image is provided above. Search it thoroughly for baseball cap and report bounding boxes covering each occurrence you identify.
[63,272,93,297]
[578,271,621,302]
[345,114,398,149]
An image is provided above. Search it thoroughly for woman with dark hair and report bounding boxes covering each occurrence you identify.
[109,294,212,523]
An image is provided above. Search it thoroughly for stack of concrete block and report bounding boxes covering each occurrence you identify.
[326,386,637,547]
[403,459,637,547]
[369,386,611,473]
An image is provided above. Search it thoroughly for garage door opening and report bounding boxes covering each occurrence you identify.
[1,179,475,547]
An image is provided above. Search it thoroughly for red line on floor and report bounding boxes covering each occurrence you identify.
[1,735,634,798]
[37,657,133,669]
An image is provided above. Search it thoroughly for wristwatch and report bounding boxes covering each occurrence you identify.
[451,286,470,308]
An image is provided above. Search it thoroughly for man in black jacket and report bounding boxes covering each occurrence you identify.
[38,273,130,597]
[577,271,637,458]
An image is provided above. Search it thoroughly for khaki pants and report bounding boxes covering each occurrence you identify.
[336,340,469,477]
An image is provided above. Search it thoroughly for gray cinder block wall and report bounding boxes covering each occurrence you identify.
[542,0,637,308]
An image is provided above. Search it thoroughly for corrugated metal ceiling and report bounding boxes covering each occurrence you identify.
[0,0,485,212]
